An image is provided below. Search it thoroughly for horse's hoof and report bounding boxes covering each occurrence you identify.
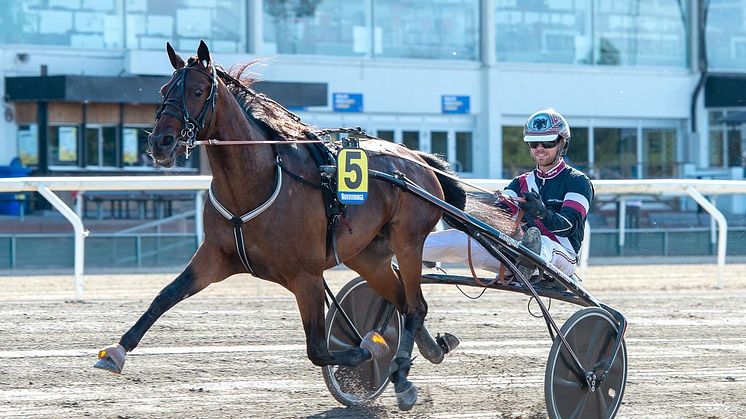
[395,382,418,411]
[416,329,444,364]
[94,344,125,374]
[436,332,460,354]
[360,330,389,360]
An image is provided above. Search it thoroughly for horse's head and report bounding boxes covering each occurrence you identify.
[149,40,218,167]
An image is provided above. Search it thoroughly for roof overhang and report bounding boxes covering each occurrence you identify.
[705,74,746,108]
[4,75,327,108]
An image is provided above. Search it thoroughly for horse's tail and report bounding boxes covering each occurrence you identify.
[415,152,466,228]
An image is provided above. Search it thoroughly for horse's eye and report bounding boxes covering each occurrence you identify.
[195,89,204,97]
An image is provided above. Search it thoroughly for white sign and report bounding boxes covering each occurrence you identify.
[17,126,38,165]
[123,128,139,164]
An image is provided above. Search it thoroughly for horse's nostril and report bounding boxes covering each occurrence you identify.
[162,135,176,147]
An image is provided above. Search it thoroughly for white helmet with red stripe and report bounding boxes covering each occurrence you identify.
[523,108,571,156]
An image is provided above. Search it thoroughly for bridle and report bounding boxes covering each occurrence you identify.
[155,62,219,158]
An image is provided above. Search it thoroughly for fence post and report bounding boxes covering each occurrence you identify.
[37,186,89,299]
[686,186,727,288]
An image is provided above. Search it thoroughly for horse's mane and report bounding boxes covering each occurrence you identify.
[209,60,312,141]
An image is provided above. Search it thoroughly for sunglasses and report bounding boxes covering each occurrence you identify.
[528,139,560,149]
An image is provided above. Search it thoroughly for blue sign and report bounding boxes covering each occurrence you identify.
[333,93,363,112]
[441,95,470,114]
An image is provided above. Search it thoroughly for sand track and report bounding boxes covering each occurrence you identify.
[1,264,745,418]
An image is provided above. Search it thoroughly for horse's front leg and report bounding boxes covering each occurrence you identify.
[291,274,377,367]
[94,244,237,373]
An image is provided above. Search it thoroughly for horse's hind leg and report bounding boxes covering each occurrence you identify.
[94,244,236,373]
[290,273,371,367]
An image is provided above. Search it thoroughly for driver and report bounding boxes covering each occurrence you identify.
[422,108,594,279]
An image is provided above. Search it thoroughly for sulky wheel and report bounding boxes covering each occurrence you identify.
[322,276,402,406]
[545,307,627,419]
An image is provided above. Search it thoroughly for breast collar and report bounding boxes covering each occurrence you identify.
[535,158,566,180]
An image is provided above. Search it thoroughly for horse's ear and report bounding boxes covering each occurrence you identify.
[166,42,185,69]
[197,40,211,68]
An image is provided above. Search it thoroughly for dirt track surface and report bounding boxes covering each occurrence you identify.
[1,264,745,418]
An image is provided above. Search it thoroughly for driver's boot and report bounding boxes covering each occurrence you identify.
[517,227,542,282]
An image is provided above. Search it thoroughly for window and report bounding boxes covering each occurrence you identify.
[502,126,534,178]
[643,128,677,177]
[263,1,368,56]
[48,126,79,167]
[431,131,448,159]
[402,131,420,150]
[262,0,479,60]
[495,0,689,68]
[3,1,245,53]
[566,127,590,174]
[594,127,638,179]
[727,125,744,167]
[708,110,745,168]
[376,130,394,141]
[495,0,592,64]
[710,130,725,167]
[594,0,688,67]
[455,131,473,172]
[85,126,117,168]
[707,1,746,70]
[127,0,245,52]
[374,0,479,60]
[2,0,124,49]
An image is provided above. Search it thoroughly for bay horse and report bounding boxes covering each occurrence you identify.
[94,41,466,410]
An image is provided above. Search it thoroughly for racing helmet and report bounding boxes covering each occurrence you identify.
[523,109,570,155]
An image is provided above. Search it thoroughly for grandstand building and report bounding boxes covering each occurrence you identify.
[0,0,744,183]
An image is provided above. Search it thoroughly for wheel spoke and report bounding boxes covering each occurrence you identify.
[370,360,382,388]
[568,391,590,419]
[584,318,605,360]
[554,375,584,391]
[329,333,353,350]
[596,385,610,416]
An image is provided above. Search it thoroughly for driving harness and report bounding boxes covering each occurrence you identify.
[206,139,346,276]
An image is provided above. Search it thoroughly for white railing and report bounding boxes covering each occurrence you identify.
[1,176,745,298]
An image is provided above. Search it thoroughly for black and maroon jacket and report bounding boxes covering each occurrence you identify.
[499,159,594,254]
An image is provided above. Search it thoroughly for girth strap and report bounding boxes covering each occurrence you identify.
[208,162,283,275]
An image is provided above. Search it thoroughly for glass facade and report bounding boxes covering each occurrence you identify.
[495,0,688,67]
[0,0,245,52]
[373,0,479,60]
[504,123,679,179]
[263,1,368,56]
[262,0,479,60]
[1,0,125,49]
[707,0,746,70]
[503,126,590,178]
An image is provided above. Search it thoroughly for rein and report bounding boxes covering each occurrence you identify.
[191,135,518,204]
